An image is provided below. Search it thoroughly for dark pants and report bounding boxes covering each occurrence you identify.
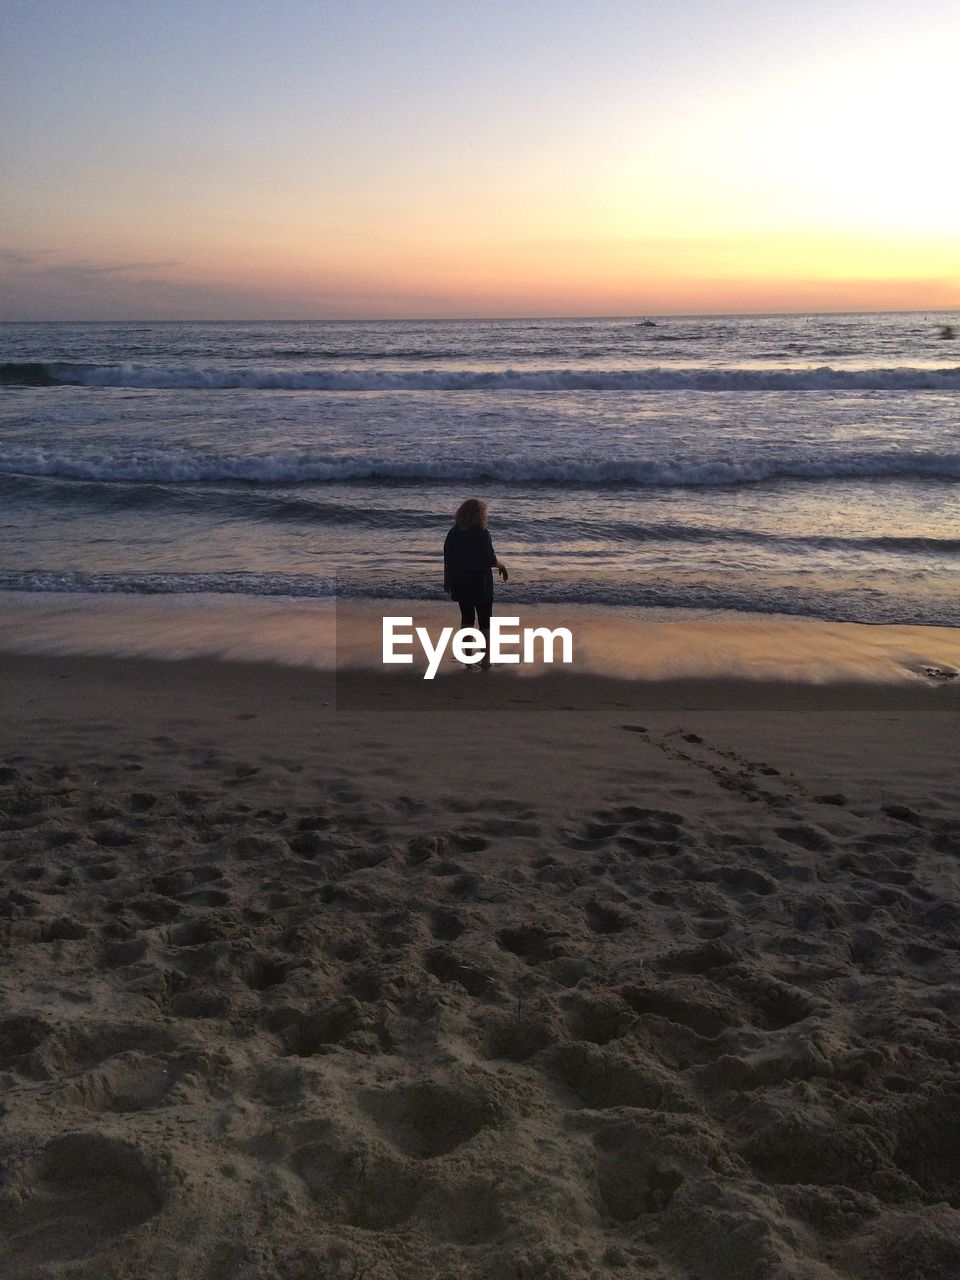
[458,600,492,630]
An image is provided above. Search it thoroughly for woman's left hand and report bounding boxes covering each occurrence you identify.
[497,563,509,582]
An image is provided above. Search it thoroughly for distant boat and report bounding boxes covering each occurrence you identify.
[938,324,956,340]
[637,319,657,327]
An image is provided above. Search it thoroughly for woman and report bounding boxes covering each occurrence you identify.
[443,498,508,669]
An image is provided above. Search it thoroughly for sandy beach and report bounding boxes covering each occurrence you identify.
[2,635,959,1279]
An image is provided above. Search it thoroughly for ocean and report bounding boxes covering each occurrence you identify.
[1,312,958,626]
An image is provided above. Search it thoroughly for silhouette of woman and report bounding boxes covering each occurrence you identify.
[443,499,508,669]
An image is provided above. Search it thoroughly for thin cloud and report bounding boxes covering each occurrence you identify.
[12,259,179,280]
[0,247,56,268]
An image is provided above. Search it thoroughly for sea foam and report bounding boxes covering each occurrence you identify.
[1,447,958,487]
[3,360,960,392]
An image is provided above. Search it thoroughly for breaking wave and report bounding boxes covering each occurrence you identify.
[4,360,960,392]
[0,569,954,626]
[1,448,958,488]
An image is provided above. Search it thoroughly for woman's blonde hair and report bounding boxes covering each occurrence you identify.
[454,498,488,529]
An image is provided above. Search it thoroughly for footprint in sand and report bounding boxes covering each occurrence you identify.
[566,805,686,851]
[359,1076,502,1158]
[264,998,374,1056]
[241,952,292,992]
[590,1116,727,1222]
[447,833,491,854]
[622,984,735,1039]
[584,899,634,935]
[0,1013,52,1072]
[564,992,636,1046]
[430,909,467,940]
[64,1051,183,1113]
[0,1134,170,1267]
[540,1040,685,1113]
[496,923,567,963]
[425,947,498,998]
[292,1137,423,1231]
[479,1011,559,1063]
[723,971,817,1031]
[775,824,834,852]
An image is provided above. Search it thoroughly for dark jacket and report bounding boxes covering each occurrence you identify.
[444,525,497,603]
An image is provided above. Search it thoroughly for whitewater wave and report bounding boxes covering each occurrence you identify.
[0,569,955,626]
[0,570,333,599]
[2,447,959,488]
[3,360,960,392]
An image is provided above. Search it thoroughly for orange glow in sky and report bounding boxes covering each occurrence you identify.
[2,1,957,319]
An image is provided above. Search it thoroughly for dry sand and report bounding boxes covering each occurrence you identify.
[1,649,959,1279]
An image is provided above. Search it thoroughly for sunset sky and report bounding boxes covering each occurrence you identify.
[2,0,957,320]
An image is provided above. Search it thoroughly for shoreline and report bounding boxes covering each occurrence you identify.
[2,591,959,687]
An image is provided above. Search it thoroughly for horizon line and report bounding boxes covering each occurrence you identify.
[2,305,959,326]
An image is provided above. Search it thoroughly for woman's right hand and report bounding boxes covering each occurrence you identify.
[497,563,509,582]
